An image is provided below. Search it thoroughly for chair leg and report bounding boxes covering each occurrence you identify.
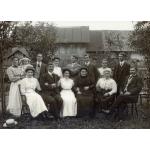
[126,104,129,116]
[131,103,134,116]
[139,95,142,105]
[135,103,138,117]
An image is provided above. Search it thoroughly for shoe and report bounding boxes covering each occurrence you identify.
[102,109,110,114]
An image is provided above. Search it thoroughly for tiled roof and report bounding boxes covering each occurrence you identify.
[7,47,29,58]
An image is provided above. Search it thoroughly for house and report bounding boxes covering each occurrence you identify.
[55,27,144,68]
[3,47,29,67]
[55,26,89,66]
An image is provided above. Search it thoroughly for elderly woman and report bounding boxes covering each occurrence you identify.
[19,57,33,77]
[98,59,112,78]
[20,66,48,119]
[96,69,117,113]
[75,67,95,118]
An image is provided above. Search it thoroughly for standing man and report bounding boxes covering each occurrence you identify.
[66,55,81,79]
[84,54,99,84]
[53,57,63,78]
[32,53,47,84]
[113,52,130,96]
[40,62,63,120]
[84,54,100,117]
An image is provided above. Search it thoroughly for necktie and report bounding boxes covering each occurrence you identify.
[124,76,133,92]
[37,63,40,67]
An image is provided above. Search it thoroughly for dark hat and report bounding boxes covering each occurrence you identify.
[25,65,35,72]
[62,67,72,75]
[48,61,54,65]
[53,56,60,61]
[80,66,88,72]
[72,55,78,60]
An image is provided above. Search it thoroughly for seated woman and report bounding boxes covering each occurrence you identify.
[74,67,95,117]
[98,59,112,78]
[58,68,77,117]
[20,66,48,119]
[96,69,117,113]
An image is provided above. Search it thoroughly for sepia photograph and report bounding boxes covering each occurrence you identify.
[0,21,149,129]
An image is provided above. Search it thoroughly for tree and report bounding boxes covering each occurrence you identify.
[0,21,17,114]
[11,22,58,63]
[129,21,150,90]
[105,31,124,51]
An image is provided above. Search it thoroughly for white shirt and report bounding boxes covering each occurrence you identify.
[53,66,62,77]
[37,61,42,67]
[96,78,117,95]
[98,67,112,76]
[85,61,90,66]
[120,61,125,67]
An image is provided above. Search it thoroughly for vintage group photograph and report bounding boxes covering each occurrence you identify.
[0,21,150,129]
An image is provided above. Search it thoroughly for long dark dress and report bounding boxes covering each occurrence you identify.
[75,75,95,117]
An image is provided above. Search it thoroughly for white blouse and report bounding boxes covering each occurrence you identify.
[96,78,117,95]
[7,66,22,82]
[53,66,62,77]
[21,77,41,94]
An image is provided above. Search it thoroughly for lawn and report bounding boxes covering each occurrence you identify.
[0,102,150,129]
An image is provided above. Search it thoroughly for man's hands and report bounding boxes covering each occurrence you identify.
[51,83,57,88]
[44,83,57,88]
[124,91,131,95]
[44,83,49,86]
[84,86,89,91]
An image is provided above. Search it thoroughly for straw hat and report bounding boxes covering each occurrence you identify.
[3,119,18,128]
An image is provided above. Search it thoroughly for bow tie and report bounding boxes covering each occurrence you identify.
[12,65,18,68]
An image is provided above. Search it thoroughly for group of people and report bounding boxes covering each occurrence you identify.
[6,52,143,121]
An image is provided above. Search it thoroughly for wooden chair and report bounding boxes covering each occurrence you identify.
[96,92,116,112]
[139,77,150,105]
[139,88,150,105]
[127,102,138,117]
[18,84,30,115]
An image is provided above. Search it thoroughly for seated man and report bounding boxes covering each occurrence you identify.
[40,62,63,120]
[96,69,117,113]
[108,67,143,120]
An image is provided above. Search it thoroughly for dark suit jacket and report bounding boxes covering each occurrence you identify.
[85,62,99,84]
[123,75,143,96]
[66,63,81,78]
[113,61,130,89]
[32,62,47,83]
[40,72,60,96]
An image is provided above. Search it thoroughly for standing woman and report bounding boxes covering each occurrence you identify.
[98,59,112,78]
[19,57,32,77]
[20,66,48,118]
[7,57,23,117]
[75,67,95,118]
[58,69,77,117]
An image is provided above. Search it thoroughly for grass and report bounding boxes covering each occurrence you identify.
[1,102,150,129]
